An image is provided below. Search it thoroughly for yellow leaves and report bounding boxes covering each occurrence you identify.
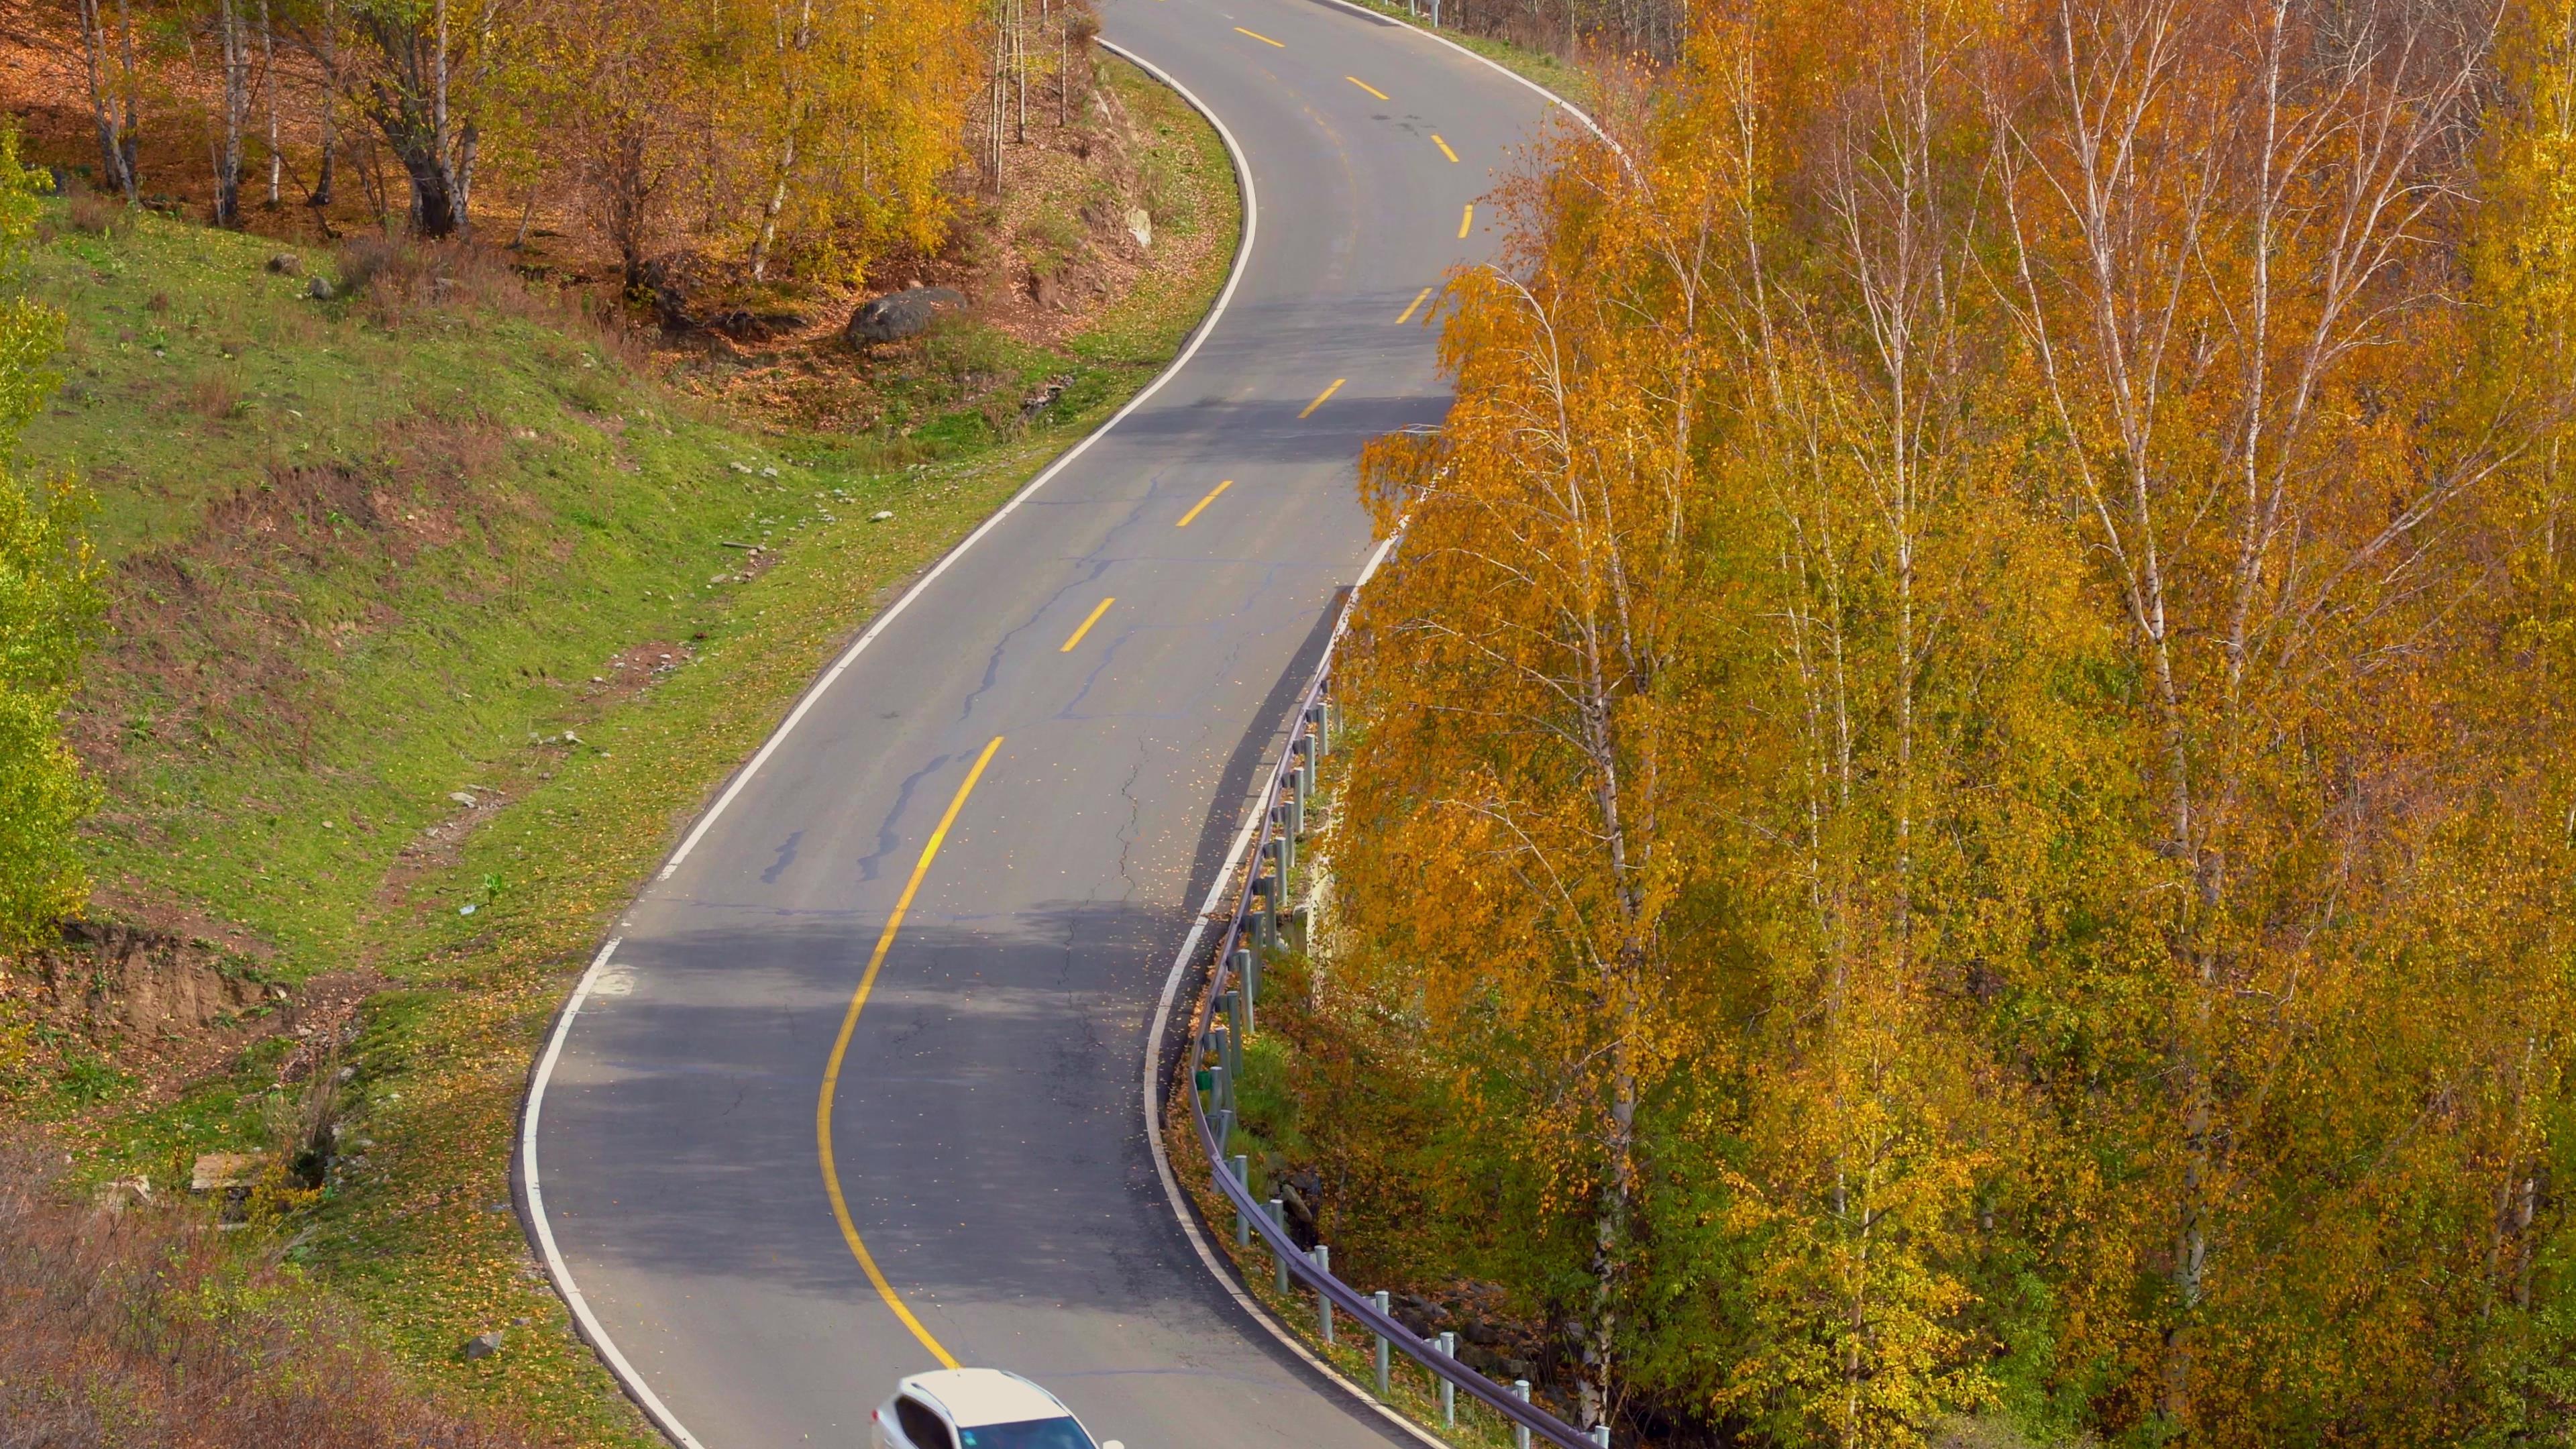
[486,0,983,283]
[1316,3,2576,1444]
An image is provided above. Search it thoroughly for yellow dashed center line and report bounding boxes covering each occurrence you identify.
[1177,480,1232,527]
[1347,76,1389,100]
[817,733,1003,1372]
[1299,378,1347,419]
[1395,287,1435,325]
[1060,596,1116,652]
[1234,25,1284,45]
[1432,133,1460,164]
[1458,203,1474,238]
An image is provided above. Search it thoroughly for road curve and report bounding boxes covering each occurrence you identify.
[524,7,1560,1448]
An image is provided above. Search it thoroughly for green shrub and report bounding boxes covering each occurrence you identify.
[0,126,103,949]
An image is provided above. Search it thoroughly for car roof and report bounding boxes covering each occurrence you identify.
[902,1368,1071,1428]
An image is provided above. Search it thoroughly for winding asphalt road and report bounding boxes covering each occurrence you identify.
[523,7,1563,1447]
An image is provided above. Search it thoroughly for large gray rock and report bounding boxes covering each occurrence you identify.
[845,286,965,345]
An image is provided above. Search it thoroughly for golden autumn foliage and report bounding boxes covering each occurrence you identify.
[1316,1,2576,1444]
[54,0,1002,287]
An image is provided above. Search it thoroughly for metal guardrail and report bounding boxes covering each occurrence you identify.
[1177,539,1607,1449]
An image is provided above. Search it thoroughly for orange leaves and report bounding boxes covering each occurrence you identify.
[1320,1,2576,1444]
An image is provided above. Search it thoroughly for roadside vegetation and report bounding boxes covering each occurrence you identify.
[1253,2,2576,1447]
[0,17,1236,1439]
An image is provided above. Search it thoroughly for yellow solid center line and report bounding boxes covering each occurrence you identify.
[1299,378,1346,419]
[1234,25,1283,45]
[1458,203,1474,238]
[1432,133,1460,164]
[1347,76,1389,100]
[817,733,1002,1373]
[1395,286,1434,325]
[1177,479,1232,527]
[1060,596,1116,651]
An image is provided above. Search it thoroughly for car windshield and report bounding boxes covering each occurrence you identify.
[955,1417,1093,1449]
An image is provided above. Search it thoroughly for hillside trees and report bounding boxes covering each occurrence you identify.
[1339,99,1711,1430]
[36,0,995,290]
[1329,1,2576,1444]
[321,0,984,270]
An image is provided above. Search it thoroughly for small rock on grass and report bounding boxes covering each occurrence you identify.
[305,276,335,301]
[871,511,895,523]
[266,252,302,275]
[462,1331,504,1360]
[845,286,965,345]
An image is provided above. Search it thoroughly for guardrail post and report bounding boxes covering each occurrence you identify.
[1289,904,1310,956]
[1222,991,1244,1075]
[1371,1290,1391,1395]
[1254,876,1279,953]
[1269,1199,1289,1292]
[1232,1155,1251,1246]
[1313,1245,1332,1344]
[1235,947,1259,1014]
[1436,1332,1457,1426]
[1591,1426,1611,1448]
[1208,1055,1230,1116]
[1513,1380,1532,1449]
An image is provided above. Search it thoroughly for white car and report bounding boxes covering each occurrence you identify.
[873,1368,1116,1449]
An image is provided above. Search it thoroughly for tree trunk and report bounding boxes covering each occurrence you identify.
[749,0,816,283]
[75,0,136,201]
[749,129,798,282]
[309,0,337,207]
[114,0,142,199]
[352,7,468,237]
[262,0,279,205]
[213,0,247,226]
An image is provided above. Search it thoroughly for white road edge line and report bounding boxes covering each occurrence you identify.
[517,937,711,1449]
[1139,533,1450,1449]
[650,37,1264,887]
[1309,0,1607,142]
[525,41,1261,1446]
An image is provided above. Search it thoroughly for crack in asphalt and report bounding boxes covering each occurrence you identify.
[951,556,1122,733]
[853,748,957,885]
[1114,732,1150,902]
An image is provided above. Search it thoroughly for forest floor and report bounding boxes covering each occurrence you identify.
[0,50,1236,1445]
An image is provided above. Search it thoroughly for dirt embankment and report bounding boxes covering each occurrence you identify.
[5,919,379,1111]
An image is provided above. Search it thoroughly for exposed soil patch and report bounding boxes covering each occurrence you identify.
[13,921,273,1037]
[3,908,382,1117]
[269,973,380,1085]
[66,428,500,785]
[587,639,696,705]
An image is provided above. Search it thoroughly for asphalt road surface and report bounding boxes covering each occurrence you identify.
[524,7,1565,1447]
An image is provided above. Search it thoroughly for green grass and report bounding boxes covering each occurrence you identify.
[11,48,1239,1443]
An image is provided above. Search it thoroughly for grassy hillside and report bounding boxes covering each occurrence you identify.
[7,51,1235,1442]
